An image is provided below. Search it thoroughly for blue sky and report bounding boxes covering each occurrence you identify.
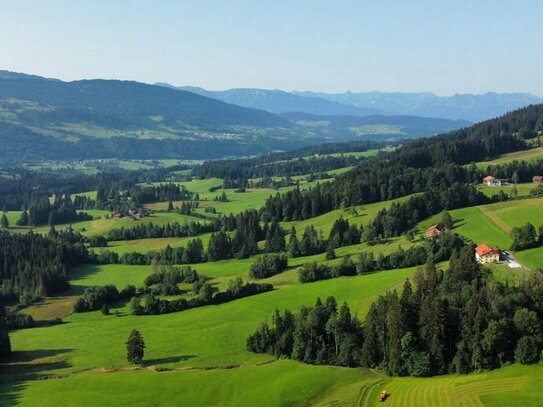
[1,0,542,95]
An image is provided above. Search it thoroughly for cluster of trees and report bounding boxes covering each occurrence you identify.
[129,183,192,204]
[328,217,361,248]
[249,254,288,279]
[298,257,357,283]
[287,226,326,257]
[73,284,136,312]
[103,221,215,242]
[15,195,93,227]
[91,238,205,266]
[193,140,382,180]
[94,181,194,212]
[131,277,273,316]
[0,231,88,302]
[300,232,465,283]
[143,265,205,296]
[249,248,543,376]
[5,311,35,329]
[510,222,543,251]
[247,296,363,367]
[205,210,266,260]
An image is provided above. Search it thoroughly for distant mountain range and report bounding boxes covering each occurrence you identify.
[158,83,541,123]
[158,84,385,117]
[294,91,543,122]
[0,70,521,162]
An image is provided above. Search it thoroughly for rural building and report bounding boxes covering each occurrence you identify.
[475,244,500,264]
[483,176,501,186]
[426,223,446,238]
[533,175,543,183]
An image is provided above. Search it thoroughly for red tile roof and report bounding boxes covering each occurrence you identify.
[475,244,498,257]
[533,175,543,181]
[483,176,496,182]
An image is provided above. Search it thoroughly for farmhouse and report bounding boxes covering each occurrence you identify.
[426,223,446,238]
[475,244,500,264]
[533,175,543,183]
[483,175,501,186]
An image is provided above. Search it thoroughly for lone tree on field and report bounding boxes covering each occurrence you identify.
[126,329,145,364]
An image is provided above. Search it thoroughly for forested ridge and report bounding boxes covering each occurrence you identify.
[262,104,543,221]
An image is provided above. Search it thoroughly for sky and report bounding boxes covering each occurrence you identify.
[0,0,542,96]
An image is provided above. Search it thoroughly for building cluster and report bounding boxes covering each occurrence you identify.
[111,209,145,220]
[482,175,543,186]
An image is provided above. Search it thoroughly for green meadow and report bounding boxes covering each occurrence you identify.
[3,156,543,407]
[475,147,543,168]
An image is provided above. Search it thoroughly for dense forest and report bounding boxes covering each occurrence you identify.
[0,231,88,302]
[248,249,543,375]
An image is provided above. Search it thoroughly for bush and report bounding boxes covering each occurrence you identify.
[515,336,540,364]
[249,254,288,279]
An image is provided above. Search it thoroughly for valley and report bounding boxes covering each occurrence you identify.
[1,104,543,406]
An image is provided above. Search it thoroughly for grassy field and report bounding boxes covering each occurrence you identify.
[5,265,419,382]
[476,147,543,168]
[477,183,536,198]
[359,363,542,407]
[420,198,543,269]
[283,194,415,237]
[4,160,543,406]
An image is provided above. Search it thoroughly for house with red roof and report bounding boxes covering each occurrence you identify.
[475,244,500,264]
[533,175,543,183]
[483,176,502,186]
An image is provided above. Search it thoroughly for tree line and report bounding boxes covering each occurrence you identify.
[299,231,465,283]
[248,247,543,375]
[0,231,88,303]
[130,277,273,316]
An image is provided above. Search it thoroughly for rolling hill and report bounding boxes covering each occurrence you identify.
[280,112,471,140]
[0,72,471,163]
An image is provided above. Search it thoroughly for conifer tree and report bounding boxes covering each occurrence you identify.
[0,301,12,359]
[288,227,300,257]
[16,210,29,226]
[325,244,336,260]
[0,214,8,229]
[126,329,145,364]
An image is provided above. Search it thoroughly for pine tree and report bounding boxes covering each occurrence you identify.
[386,291,404,375]
[265,221,285,253]
[16,210,29,226]
[325,244,336,260]
[0,214,8,229]
[126,329,145,364]
[0,301,12,359]
[288,227,300,257]
[167,200,174,212]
